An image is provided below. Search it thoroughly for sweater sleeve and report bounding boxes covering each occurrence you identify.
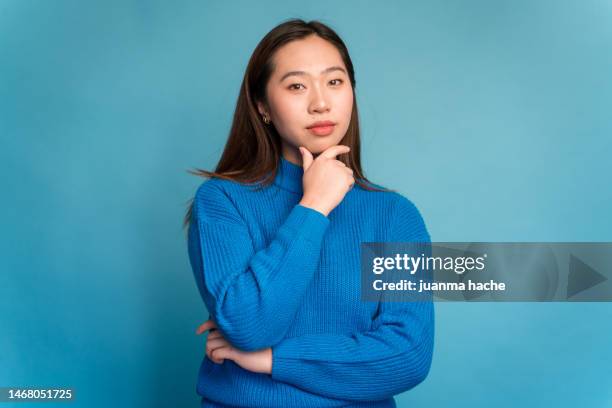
[187,181,330,351]
[270,194,434,402]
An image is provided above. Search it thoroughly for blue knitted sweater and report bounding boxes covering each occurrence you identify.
[187,156,434,408]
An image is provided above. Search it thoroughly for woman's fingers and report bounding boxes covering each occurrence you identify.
[195,319,217,335]
[205,335,232,364]
[206,330,222,341]
[206,337,229,354]
[319,145,350,160]
[211,345,238,364]
[209,350,225,364]
[198,324,241,366]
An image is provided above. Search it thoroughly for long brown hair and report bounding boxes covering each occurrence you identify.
[183,18,391,229]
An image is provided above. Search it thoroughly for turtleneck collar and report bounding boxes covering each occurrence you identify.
[274,156,304,194]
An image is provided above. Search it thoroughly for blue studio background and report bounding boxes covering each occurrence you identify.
[2,1,611,407]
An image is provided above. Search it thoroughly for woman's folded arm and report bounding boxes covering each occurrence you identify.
[187,181,330,351]
[270,296,434,401]
[270,193,435,401]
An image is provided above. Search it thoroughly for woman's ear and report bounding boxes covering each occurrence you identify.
[256,100,269,117]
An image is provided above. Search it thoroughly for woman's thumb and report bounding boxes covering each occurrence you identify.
[300,146,313,171]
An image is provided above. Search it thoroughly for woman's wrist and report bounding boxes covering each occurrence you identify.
[299,198,330,217]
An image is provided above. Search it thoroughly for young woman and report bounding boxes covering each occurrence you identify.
[185,19,434,408]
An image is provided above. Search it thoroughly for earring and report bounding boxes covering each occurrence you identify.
[262,114,270,124]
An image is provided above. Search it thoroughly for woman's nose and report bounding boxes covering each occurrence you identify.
[308,86,330,113]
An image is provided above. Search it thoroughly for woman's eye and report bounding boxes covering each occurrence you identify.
[329,79,344,86]
[288,84,304,91]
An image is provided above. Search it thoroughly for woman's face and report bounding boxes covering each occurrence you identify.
[257,35,354,165]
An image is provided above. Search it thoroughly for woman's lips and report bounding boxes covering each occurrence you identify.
[307,124,335,136]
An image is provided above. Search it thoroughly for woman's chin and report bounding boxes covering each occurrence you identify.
[305,138,344,154]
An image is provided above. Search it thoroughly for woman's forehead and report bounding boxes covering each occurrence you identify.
[272,39,345,77]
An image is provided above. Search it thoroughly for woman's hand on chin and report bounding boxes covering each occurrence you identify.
[196,319,272,375]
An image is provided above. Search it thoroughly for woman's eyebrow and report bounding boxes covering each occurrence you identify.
[279,66,346,82]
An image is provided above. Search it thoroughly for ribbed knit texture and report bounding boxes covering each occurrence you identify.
[187,156,434,408]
